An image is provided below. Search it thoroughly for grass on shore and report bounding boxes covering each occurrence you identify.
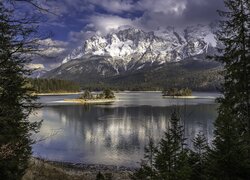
[22,158,133,180]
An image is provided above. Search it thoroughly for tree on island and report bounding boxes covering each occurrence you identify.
[162,88,192,96]
[80,90,93,99]
[103,89,115,99]
[80,89,115,100]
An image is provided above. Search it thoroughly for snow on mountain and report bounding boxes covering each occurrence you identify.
[62,46,84,64]
[46,24,217,78]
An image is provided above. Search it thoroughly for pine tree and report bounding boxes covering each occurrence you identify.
[132,138,158,180]
[80,90,93,99]
[29,78,80,93]
[208,0,250,179]
[103,89,115,99]
[132,112,192,180]
[96,172,105,180]
[0,2,41,179]
[189,133,209,180]
[154,112,191,180]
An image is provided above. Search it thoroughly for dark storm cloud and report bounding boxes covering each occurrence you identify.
[138,0,225,29]
[29,0,226,38]
[15,0,226,69]
[18,0,226,35]
[182,0,225,24]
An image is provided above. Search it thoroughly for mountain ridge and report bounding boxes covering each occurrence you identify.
[43,24,222,90]
[60,24,217,71]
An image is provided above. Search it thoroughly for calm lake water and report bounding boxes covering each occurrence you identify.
[30,92,220,167]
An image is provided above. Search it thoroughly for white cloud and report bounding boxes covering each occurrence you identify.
[69,30,96,43]
[90,15,137,34]
[83,0,191,34]
[38,38,68,47]
[24,0,223,72]
[38,38,68,56]
[31,39,71,70]
[26,63,45,70]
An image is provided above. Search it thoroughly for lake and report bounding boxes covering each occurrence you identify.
[30,92,220,167]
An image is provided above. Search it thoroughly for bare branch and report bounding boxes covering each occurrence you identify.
[11,0,59,16]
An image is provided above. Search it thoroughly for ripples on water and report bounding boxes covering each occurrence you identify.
[30,92,219,167]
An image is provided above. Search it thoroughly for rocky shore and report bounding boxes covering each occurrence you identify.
[23,158,135,180]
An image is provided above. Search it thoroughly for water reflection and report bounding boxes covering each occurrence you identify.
[31,103,217,167]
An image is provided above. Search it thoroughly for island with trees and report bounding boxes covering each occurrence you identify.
[64,89,116,104]
[162,88,192,97]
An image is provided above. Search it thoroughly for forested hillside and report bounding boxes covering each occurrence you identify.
[29,78,80,93]
[79,59,223,91]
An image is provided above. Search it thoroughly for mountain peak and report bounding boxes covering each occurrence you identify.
[61,24,217,73]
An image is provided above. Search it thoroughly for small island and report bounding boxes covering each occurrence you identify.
[162,88,192,98]
[64,89,116,104]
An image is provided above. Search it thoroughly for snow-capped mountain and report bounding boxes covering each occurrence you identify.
[43,24,219,88]
[62,24,216,67]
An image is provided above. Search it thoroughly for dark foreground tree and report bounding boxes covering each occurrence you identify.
[134,0,249,179]
[132,112,192,180]
[189,133,209,180]
[0,1,41,179]
[96,171,105,180]
[207,0,250,179]
[131,138,158,180]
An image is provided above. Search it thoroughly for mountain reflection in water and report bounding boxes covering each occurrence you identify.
[31,97,217,167]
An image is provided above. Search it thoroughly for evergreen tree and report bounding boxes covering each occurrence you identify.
[208,0,250,179]
[103,89,115,99]
[154,112,191,180]
[132,138,158,180]
[0,2,41,179]
[189,133,209,180]
[132,112,192,180]
[80,90,93,99]
[29,78,80,93]
[96,172,105,180]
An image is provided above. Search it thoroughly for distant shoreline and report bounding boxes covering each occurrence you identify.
[162,95,216,99]
[35,91,220,95]
[35,92,82,96]
[63,98,116,104]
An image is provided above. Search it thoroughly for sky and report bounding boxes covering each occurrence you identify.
[16,0,225,70]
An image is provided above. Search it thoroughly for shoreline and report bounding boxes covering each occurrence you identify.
[162,95,216,99]
[32,157,136,171]
[35,92,82,96]
[63,98,116,104]
[23,157,135,180]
